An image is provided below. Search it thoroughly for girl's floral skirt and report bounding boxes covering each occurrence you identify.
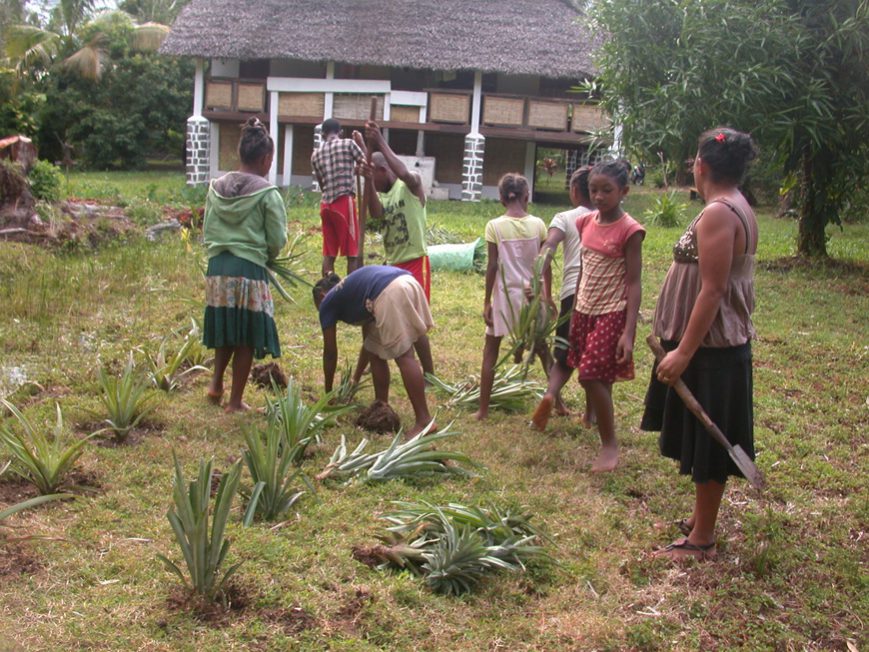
[203,251,280,359]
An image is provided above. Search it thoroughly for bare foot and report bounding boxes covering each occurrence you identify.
[406,421,437,439]
[652,537,717,561]
[224,401,251,414]
[591,446,619,473]
[206,384,223,405]
[473,409,488,421]
[554,396,570,417]
[531,395,553,431]
[581,412,597,429]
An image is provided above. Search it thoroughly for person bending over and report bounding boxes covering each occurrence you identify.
[313,266,434,437]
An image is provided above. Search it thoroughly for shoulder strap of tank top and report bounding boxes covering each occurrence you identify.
[707,197,755,254]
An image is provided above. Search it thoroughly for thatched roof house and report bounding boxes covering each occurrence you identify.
[164,0,609,199]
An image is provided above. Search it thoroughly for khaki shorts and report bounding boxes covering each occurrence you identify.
[362,275,433,360]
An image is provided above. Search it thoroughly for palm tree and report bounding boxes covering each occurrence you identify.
[118,0,189,25]
[4,8,170,81]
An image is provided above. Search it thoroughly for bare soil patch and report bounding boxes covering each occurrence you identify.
[260,605,317,635]
[0,477,38,505]
[355,400,400,434]
[0,541,41,576]
[165,580,250,624]
[250,362,288,390]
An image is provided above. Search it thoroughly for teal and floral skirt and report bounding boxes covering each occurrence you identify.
[203,251,280,359]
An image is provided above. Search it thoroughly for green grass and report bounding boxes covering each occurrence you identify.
[0,172,866,650]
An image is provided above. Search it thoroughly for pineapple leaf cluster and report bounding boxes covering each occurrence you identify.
[426,365,543,413]
[355,501,551,595]
[316,420,477,484]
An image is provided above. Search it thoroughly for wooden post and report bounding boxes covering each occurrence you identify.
[357,96,378,265]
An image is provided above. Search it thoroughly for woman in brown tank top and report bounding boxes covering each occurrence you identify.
[641,127,759,561]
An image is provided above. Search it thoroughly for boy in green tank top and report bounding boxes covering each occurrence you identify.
[358,121,434,379]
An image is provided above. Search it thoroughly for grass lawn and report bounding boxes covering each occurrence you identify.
[0,173,867,651]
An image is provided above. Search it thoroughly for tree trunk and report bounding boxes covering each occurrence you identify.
[796,151,829,258]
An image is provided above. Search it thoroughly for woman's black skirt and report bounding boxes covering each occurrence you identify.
[641,340,754,484]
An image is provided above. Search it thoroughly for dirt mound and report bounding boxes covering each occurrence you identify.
[355,400,400,434]
[250,362,288,390]
[0,199,135,247]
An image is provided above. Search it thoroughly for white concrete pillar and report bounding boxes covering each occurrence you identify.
[268,90,278,185]
[470,70,483,136]
[324,61,335,118]
[193,59,205,117]
[416,103,427,157]
[462,71,485,201]
[524,141,536,203]
[283,125,294,187]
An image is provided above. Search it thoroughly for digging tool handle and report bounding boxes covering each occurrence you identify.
[646,335,735,453]
[357,96,378,265]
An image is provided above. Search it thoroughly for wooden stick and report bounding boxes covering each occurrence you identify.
[357,96,378,266]
[646,335,764,489]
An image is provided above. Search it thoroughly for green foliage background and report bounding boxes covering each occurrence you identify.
[1,2,191,169]
[588,0,869,256]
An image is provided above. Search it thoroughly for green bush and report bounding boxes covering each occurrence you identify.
[28,160,64,202]
[125,199,162,225]
[643,191,687,227]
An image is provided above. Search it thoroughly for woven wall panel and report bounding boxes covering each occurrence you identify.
[527,100,568,131]
[237,82,265,113]
[292,126,315,176]
[425,133,465,183]
[206,81,233,111]
[483,96,525,126]
[333,95,385,121]
[278,92,325,119]
[390,105,421,123]
[572,104,610,133]
[429,93,470,124]
[483,138,527,185]
[218,121,241,171]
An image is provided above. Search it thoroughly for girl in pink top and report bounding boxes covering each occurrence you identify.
[567,160,645,472]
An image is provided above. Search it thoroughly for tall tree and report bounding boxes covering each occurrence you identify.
[118,0,189,25]
[589,0,869,258]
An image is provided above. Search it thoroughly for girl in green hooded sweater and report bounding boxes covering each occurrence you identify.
[203,117,288,412]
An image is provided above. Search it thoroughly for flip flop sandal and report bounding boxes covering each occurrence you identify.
[654,538,717,561]
[676,519,693,536]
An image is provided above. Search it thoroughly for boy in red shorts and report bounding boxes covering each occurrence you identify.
[311,118,367,276]
[357,120,433,377]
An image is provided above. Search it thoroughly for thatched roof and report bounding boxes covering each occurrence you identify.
[161,0,598,79]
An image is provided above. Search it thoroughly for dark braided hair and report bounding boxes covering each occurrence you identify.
[569,165,592,201]
[238,117,274,166]
[697,127,758,185]
[498,172,529,203]
[590,158,630,188]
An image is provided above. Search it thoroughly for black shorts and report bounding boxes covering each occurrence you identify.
[552,295,575,366]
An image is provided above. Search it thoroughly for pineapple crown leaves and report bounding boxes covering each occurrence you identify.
[317,419,480,484]
[362,500,554,594]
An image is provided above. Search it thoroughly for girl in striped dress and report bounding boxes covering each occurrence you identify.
[567,160,645,472]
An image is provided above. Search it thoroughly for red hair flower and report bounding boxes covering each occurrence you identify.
[715,132,726,143]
